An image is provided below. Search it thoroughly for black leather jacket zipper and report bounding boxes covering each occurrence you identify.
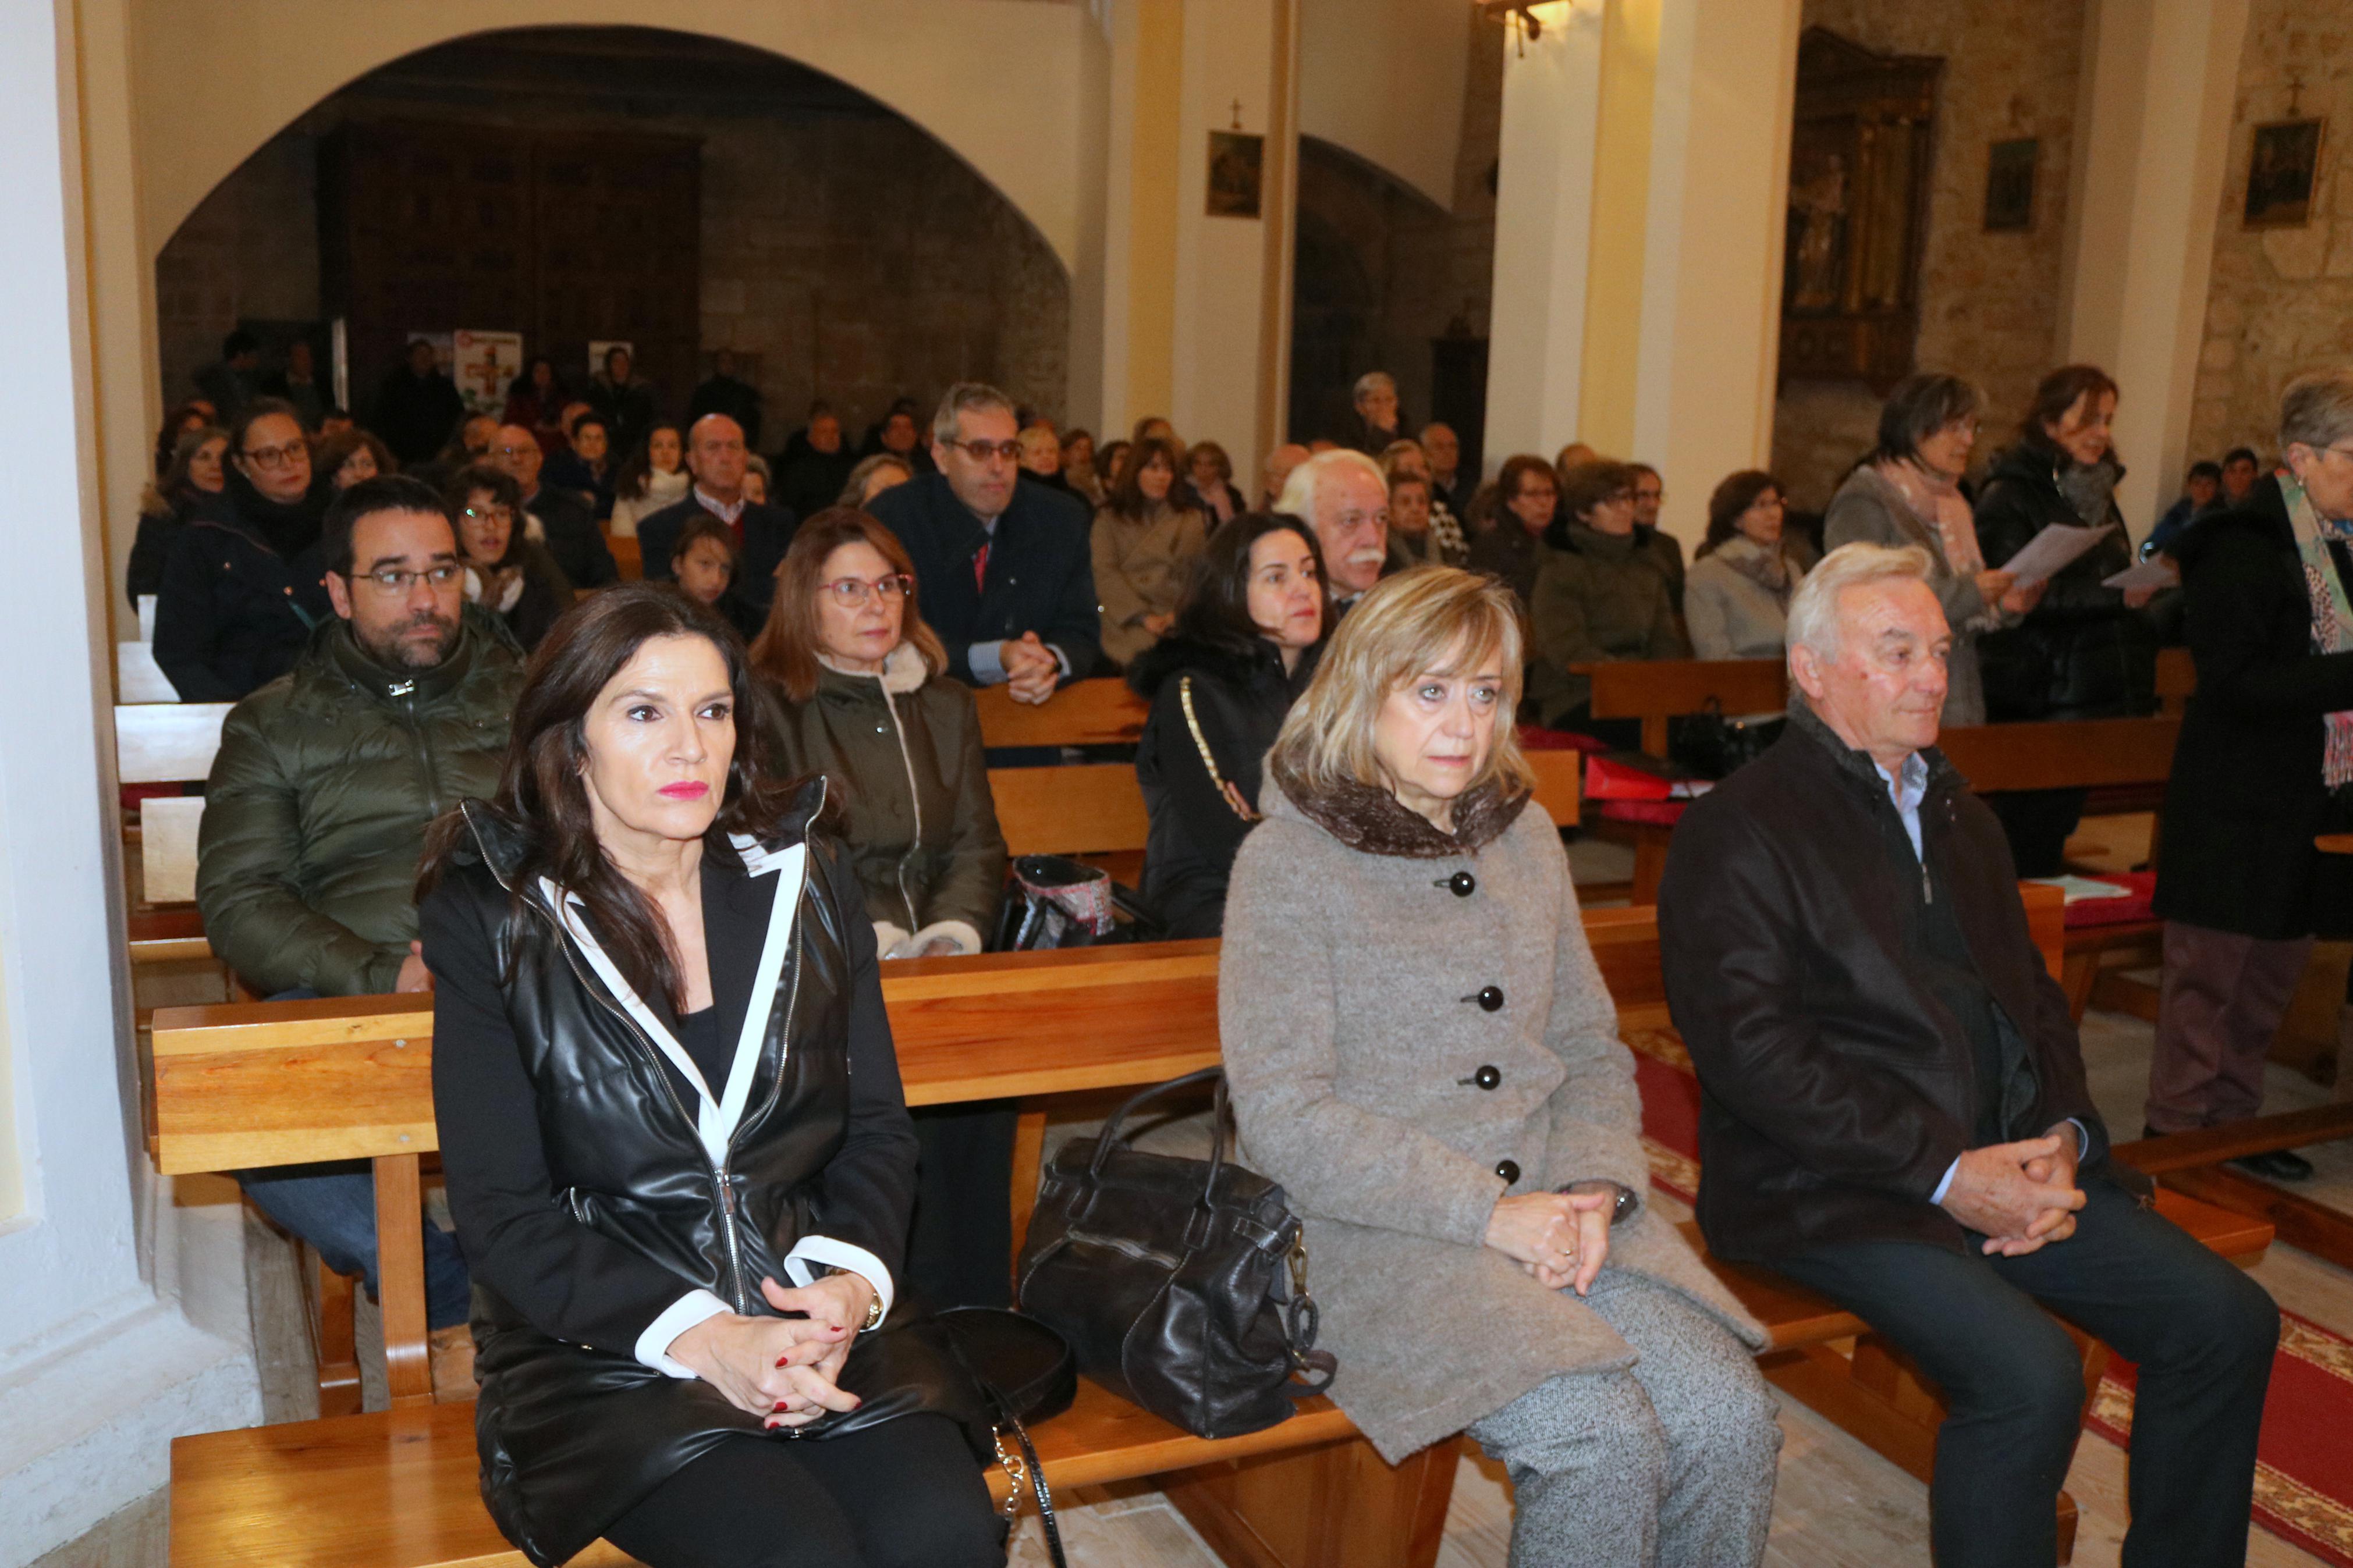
[525,894,753,1313]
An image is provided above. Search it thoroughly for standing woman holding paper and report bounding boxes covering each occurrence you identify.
[1823,374,2039,726]
[1974,365,2162,872]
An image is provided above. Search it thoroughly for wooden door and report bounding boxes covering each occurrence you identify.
[321,121,700,422]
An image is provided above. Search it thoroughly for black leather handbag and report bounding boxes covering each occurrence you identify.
[1016,1068,1336,1440]
[1669,699,1784,781]
[789,1305,1077,1565]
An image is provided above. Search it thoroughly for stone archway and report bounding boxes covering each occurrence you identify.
[152,25,1076,450]
[131,2,1095,272]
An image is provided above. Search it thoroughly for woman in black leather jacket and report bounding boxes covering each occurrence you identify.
[1973,364,2160,872]
[417,584,1000,1568]
[1129,512,1329,937]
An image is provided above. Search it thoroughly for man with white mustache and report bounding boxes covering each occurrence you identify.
[1276,448,1397,613]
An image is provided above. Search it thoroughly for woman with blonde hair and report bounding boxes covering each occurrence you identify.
[1219,566,1780,1568]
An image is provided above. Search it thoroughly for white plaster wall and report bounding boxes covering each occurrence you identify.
[0,0,143,1378]
[1173,0,1284,482]
[1298,0,1470,211]
[1,3,256,1559]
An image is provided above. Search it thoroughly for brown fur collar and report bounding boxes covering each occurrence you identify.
[1273,764,1531,858]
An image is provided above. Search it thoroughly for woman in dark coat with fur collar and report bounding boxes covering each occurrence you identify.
[1129,512,1329,937]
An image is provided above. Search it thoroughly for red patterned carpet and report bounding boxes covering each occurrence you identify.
[1621,1023,2353,1562]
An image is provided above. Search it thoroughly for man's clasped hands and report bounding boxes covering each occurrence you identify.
[1939,1125,2088,1257]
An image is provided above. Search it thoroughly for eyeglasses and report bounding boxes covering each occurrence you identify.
[945,438,1023,464]
[242,440,309,469]
[490,445,537,461]
[822,574,915,607]
[462,505,514,525]
[356,564,464,593]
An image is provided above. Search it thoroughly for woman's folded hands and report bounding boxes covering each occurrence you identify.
[1485,1189,1613,1296]
[666,1272,879,1427]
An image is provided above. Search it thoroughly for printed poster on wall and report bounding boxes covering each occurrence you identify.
[590,340,636,379]
[452,329,524,415]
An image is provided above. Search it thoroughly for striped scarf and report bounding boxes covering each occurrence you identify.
[2283,471,2353,785]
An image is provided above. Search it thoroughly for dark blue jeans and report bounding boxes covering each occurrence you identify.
[235,988,470,1331]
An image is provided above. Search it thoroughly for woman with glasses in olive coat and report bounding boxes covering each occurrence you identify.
[749,508,1011,1311]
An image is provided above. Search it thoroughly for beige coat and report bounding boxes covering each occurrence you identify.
[1218,781,1764,1462]
[1092,500,1208,667]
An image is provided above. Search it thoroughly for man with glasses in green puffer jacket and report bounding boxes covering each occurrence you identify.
[196,474,525,1403]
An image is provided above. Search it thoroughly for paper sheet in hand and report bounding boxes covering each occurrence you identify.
[2101,558,2178,591]
[2000,522,2113,587]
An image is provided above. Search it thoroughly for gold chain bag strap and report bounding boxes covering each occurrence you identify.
[1179,675,1261,823]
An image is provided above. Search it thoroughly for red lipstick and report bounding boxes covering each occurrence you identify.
[658,781,710,801]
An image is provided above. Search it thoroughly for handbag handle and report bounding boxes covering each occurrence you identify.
[1087,1066,1227,1207]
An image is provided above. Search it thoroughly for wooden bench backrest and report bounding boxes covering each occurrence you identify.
[989,751,1581,858]
[118,641,176,703]
[1584,659,1787,756]
[609,534,643,581]
[1937,715,2180,793]
[116,702,232,905]
[974,678,1150,749]
[149,890,2061,1179]
[116,702,230,784]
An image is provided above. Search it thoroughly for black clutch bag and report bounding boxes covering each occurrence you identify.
[1016,1068,1335,1440]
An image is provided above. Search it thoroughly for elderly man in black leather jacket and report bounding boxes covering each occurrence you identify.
[1658,541,2277,1568]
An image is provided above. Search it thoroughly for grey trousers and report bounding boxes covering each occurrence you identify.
[2146,920,2312,1132]
[1465,1270,1781,1568]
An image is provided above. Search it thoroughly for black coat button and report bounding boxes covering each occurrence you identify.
[1495,1159,1520,1185]
[1448,870,1476,897]
[1473,1064,1501,1090]
[1477,985,1504,1012]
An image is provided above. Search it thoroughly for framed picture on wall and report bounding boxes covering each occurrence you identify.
[1983,138,2038,232]
[1207,131,1264,218]
[2245,119,2324,227]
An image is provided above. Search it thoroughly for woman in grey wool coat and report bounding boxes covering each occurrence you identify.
[1218,566,1780,1568]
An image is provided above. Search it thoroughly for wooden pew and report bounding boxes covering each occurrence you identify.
[973,676,1151,749]
[2113,1105,2353,1273]
[114,702,230,943]
[158,888,2256,1568]
[1583,657,1787,758]
[1942,716,2182,1022]
[2154,645,2195,717]
[987,752,1584,867]
[608,534,641,581]
[1576,660,1786,903]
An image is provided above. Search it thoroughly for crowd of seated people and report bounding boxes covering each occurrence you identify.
[140,340,2353,1567]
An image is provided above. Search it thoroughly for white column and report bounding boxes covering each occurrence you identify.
[0,5,256,1561]
[2059,0,2251,539]
[1627,0,1802,549]
[1484,3,1605,475]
